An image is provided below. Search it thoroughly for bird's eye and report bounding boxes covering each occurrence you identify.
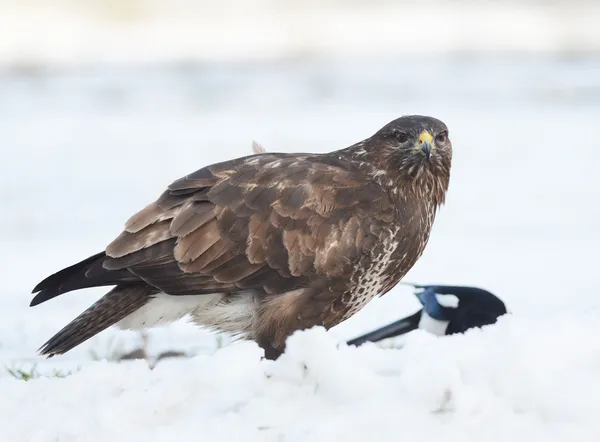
[394,131,409,143]
[436,131,448,143]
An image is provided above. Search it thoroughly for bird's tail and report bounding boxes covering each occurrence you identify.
[30,252,138,307]
[38,284,157,357]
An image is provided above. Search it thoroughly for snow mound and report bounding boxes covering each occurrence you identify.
[2,314,600,442]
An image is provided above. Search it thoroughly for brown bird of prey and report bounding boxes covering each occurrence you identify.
[31,115,452,360]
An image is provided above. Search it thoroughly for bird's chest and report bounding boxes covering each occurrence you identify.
[342,207,435,319]
[381,208,435,292]
[343,228,400,318]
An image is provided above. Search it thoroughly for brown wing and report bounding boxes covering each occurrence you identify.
[102,153,394,297]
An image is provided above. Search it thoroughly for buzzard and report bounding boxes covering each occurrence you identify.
[30,115,452,360]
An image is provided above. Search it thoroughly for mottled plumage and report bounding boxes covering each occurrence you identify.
[31,115,452,360]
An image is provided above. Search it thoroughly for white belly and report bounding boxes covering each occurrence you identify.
[116,292,256,337]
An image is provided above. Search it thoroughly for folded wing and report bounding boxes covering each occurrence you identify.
[101,153,394,298]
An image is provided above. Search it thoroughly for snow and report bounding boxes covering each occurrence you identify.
[1,57,600,440]
[3,321,600,442]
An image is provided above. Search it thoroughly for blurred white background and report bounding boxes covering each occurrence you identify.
[1,0,599,368]
[1,0,600,65]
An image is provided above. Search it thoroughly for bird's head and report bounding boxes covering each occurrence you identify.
[355,115,452,204]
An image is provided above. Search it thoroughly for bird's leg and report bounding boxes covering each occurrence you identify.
[256,336,284,361]
[254,288,327,361]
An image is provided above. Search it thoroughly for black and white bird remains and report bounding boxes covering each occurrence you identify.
[347,283,508,347]
[30,115,453,360]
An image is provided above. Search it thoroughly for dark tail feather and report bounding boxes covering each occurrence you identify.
[38,284,156,357]
[30,252,138,307]
[346,310,422,347]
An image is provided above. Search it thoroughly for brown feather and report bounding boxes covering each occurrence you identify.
[173,218,221,263]
[124,204,159,233]
[106,220,173,258]
[246,217,270,264]
[212,256,263,283]
[194,250,236,273]
[207,180,245,205]
[170,201,215,237]
[167,166,217,191]
[245,186,279,212]
[218,207,250,243]
[155,190,192,210]
[38,284,157,357]
[181,239,231,273]
[103,239,176,270]
[282,230,314,276]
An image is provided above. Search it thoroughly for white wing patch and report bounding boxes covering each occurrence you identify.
[435,294,459,308]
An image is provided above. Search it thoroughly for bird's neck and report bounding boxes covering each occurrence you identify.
[343,142,450,209]
[398,168,450,209]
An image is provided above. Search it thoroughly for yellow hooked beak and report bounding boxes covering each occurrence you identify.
[416,131,433,159]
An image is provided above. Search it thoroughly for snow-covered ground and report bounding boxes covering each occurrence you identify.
[1,58,600,440]
[3,321,600,442]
